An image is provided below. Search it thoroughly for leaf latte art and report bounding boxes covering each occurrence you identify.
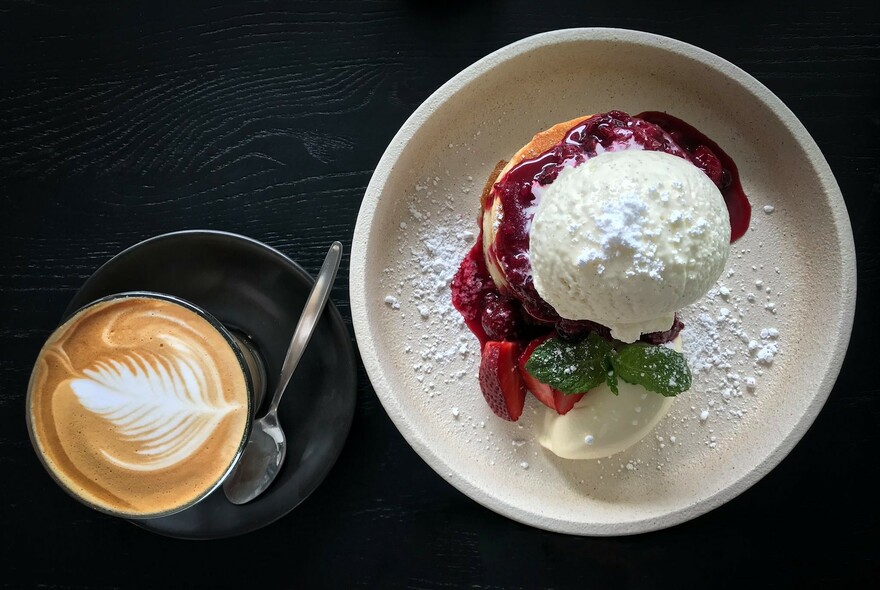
[70,349,240,471]
[27,295,251,518]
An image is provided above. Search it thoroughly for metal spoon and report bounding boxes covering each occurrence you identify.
[223,241,343,505]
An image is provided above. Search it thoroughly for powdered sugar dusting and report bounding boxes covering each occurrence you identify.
[382,177,480,402]
[379,168,784,479]
[576,195,665,280]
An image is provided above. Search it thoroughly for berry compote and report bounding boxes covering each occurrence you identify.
[451,110,751,351]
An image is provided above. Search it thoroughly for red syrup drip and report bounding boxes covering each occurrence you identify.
[451,110,752,351]
[636,110,752,242]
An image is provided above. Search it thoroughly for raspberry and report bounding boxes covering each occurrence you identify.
[481,294,522,341]
[692,145,723,187]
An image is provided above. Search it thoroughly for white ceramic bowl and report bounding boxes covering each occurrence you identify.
[351,28,856,535]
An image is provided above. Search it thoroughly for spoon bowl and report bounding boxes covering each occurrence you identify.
[223,241,343,505]
[225,414,285,505]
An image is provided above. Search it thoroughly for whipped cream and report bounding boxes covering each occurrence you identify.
[530,150,731,342]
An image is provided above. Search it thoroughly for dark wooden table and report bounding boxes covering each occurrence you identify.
[2,1,878,588]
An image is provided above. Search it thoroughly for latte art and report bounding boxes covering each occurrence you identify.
[70,348,239,472]
[27,294,251,518]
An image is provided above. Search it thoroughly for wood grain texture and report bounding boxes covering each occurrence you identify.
[1,1,878,588]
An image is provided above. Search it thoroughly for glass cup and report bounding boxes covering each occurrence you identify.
[25,291,267,519]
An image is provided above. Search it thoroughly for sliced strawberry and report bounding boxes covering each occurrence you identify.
[518,334,586,415]
[478,341,526,421]
[692,145,723,187]
[521,370,554,409]
[552,389,585,415]
[520,333,554,358]
[518,334,555,409]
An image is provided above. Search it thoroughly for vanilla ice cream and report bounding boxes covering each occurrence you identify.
[530,150,730,342]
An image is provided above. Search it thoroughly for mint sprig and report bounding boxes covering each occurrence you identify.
[524,333,612,394]
[610,343,692,397]
[523,334,691,397]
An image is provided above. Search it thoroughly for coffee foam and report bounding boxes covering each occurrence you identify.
[27,295,250,517]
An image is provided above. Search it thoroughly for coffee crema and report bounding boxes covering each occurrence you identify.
[26,294,251,518]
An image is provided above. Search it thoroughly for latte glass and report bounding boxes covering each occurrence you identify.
[25,291,266,519]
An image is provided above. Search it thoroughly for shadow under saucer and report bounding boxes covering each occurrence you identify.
[64,229,357,540]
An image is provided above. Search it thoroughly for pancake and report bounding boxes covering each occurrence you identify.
[480,116,593,291]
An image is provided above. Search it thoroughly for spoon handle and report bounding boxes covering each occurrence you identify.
[266,241,343,415]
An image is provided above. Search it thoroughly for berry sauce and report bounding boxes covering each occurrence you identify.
[636,110,751,242]
[451,110,752,350]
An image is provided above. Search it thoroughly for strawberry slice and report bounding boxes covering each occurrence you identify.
[518,334,586,415]
[478,341,526,421]
[518,335,556,408]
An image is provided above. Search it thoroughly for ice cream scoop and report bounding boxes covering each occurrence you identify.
[530,150,731,342]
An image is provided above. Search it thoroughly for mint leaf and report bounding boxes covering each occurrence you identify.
[610,343,691,397]
[524,333,613,394]
[606,356,619,395]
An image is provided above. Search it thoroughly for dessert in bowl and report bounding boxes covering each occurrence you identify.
[351,28,854,535]
[451,110,751,459]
